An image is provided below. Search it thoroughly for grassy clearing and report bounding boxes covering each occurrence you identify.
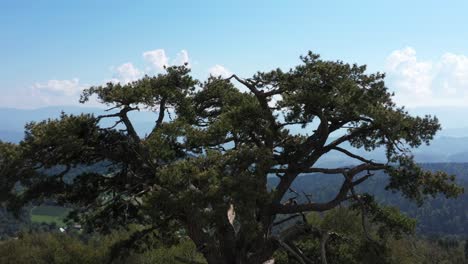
[30,205,70,226]
[31,214,65,226]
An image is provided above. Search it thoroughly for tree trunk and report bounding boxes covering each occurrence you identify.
[200,242,274,264]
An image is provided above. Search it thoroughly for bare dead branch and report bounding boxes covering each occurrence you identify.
[289,188,301,197]
[320,232,330,264]
[273,214,303,227]
[302,191,313,203]
[273,178,352,214]
[105,105,121,112]
[332,146,378,164]
[352,172,374,186]
[269,167,346,175]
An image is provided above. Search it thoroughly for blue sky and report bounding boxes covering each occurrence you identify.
[1,0,468,127]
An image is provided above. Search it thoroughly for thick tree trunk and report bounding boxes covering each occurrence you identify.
[201,250,245,264]
[202,251,272,264]
[199,238,275,264]
[186,205,276,264]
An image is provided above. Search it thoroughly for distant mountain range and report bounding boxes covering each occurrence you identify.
[1,106,467,163]
[0,106,159,142]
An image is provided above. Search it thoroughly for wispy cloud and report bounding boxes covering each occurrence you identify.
[33,78,86,96]
[30,78,89,106]
[208,64,232,78]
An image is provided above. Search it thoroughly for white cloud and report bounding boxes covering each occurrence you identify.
[143,49,169,71]
[33,78,85,96]
[111,62,142,84]
[208,64,232,78]
[21,48,198,108]
[173,49,190,67]
[30,78,90,106]
[439,53,468,94]
[386,47,468,107]
[142,49,191,72]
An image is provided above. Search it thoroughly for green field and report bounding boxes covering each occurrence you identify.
[30,205,70,226]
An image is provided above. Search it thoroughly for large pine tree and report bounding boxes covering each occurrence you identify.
[0,52,462,263]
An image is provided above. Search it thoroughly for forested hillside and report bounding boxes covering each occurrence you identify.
[1,163,466,240]
[270,163,468,236]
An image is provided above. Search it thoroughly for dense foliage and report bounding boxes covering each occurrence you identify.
[0,52,463,263]
[0,229,204,264]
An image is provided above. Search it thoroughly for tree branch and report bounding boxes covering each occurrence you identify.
[324,126,372,150]
[331,146,378,164]
[119,108,140,143]
[226,74,279,147]
[146,97,167,139]
[272,214,303,227]
[269,167,346,175]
